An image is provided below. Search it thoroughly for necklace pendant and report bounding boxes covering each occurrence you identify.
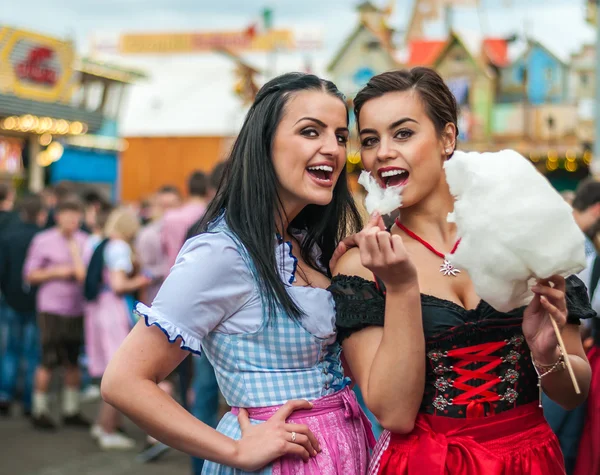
[440,259,460,277]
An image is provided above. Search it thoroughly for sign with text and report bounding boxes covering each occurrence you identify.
[0,27,76,103]
[118,29,297,54]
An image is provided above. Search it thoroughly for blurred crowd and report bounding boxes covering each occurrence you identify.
[0,161,224,470]
[3,167,600,475]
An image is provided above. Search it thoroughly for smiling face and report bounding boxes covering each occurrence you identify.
[271,89,349,214]
[358,89,456,208]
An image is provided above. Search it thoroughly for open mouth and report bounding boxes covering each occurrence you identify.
[306,164,334,186]
[378,167,409,188]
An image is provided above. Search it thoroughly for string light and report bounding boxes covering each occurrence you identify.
[547,150,558,162]
[3,117,17,130]
[566,150,576,162]
[69,122,84,135]
[39,134,52,146]
[546,160,559,172]
[1,115,88,136]
[584,150,593,165]
[565,160,578,172]
[47,142,64,162]
[36,151,53,167]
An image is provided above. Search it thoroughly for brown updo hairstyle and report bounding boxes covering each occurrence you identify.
[353,67,459,157]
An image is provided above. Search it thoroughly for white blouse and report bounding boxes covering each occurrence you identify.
[136,230,337,355]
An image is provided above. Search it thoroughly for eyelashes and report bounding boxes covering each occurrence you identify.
[361,129,414,148]
[301,128,348,145]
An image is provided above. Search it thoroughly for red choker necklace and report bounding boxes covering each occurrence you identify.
[395,220,461,277]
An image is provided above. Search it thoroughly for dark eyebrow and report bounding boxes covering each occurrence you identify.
[295,117,327,127]
[296,117,349,134]
[359,117,419,135]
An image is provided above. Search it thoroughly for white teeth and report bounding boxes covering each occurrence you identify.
[381,169,407,178]
[307,165,333,173]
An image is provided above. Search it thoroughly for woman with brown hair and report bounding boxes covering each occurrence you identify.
[330,67,594,474]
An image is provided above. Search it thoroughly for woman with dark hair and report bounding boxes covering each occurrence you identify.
[329,67,593,474]
[101,72,372,474]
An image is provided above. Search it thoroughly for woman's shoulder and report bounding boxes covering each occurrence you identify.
[329,249,385,342]
[332,247,374,282]
[179,230,247,268]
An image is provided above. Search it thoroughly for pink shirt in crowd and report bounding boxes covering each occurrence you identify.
[136,219,170,304]
[162,202,206,269]
[24,228,88,318]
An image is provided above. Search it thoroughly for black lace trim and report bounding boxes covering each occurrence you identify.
[330,274,596,344]
[566,275,597,323]
[329,275,384,343]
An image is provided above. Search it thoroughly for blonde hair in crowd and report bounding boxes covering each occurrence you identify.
[104,207,140,244]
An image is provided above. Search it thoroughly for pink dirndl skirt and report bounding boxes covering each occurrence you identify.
[231,387,376,475]
[84,291,132,378]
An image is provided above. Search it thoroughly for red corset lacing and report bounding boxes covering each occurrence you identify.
[430,339,521,418]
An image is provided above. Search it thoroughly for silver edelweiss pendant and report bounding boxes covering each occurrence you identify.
[440,259,460,277]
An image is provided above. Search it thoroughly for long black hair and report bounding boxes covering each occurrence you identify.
[195,72,362,320]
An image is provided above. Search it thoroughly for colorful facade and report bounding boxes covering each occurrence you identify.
[327,3,593,190]
[498,40,568,105]
[0,26,142,199]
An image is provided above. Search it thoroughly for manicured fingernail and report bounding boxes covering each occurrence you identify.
[313,450,318,456]
[371,211,380,218]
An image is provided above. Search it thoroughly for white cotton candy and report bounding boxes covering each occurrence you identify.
[444,149,586,312]
[358,171,404,216]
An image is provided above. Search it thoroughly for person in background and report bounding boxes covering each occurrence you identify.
[567,179,600,475]
[24,195,89,430]
[0,182,17,232]
[189,162,226,475]
[136,185,182,305]
[0,181,18,409]
[82,189,110,236]
[85,208,150,450]
[561,190,576,207]
[80,200,114,403]
[44,181,76,229]
[162,171,209,269]
[0,194,47,417]
[84,201,114,258]
[543,179,600,474]
[135,185,182,462]
[138,199,153,227]
[572,179,600,259]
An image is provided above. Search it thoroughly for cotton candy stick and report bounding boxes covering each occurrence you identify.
[549,316,581,394]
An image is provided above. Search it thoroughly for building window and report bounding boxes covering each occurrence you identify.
[70,84,85,108]
[365,40,380,50]
[104,84,124,119]
[84,81,105,112]
[453,52,467,62]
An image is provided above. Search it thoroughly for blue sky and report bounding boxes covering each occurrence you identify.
[3,0,594,137]
[1,0,595,60]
